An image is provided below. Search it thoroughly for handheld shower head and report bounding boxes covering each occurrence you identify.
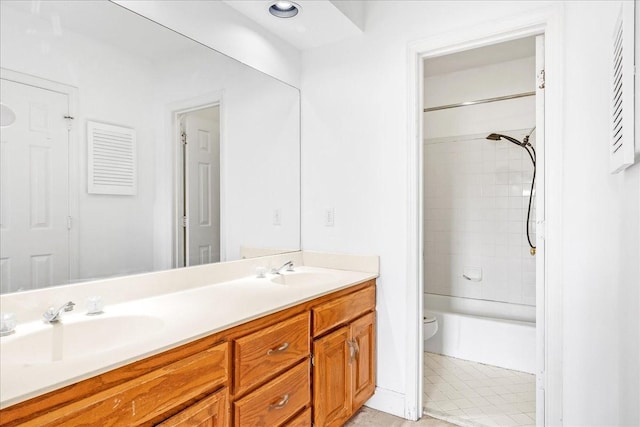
[485,130,537,254]
[485,133,526,147]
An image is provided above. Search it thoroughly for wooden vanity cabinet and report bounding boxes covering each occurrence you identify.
[312,287,376,427]
[0,279,376,427]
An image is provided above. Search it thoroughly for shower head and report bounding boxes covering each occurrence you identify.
[485,133,526,147]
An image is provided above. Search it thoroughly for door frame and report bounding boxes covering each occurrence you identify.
[166,91,225,268]
[405,5,564,425]
[0,67,80,284]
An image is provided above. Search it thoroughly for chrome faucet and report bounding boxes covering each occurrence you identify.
[43,301,75,323]
[271,261,294,275]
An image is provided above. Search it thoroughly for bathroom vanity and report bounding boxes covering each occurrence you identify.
[0,252,378,426]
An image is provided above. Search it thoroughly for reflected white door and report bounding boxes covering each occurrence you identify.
[184,106,220,266]
[0,78,70,293]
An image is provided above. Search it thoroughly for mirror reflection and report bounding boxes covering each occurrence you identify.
[0,0,301,294]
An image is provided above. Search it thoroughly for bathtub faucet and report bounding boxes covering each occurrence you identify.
[271,261,294,275]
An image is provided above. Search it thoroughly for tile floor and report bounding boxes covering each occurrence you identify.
[423,352,536,427]
[345,406,457,427]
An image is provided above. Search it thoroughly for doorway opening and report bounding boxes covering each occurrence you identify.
[419,34,546,426]
[176,105,221,268]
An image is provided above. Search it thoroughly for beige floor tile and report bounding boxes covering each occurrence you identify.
[423,352,536,427]
[345,407,458,427]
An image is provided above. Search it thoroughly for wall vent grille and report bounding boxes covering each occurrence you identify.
[610,1,635,173]
[87,121,137,195]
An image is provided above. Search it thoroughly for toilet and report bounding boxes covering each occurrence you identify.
[423,312,439,341]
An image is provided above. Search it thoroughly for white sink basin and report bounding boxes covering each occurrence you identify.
[0,314,165,366]
[270,271,338,286]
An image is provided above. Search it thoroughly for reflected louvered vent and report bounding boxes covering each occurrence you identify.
[87,121,137,195]
[610,2,636,174]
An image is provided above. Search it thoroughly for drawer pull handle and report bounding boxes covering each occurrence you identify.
[268,394,290,410]
[267,342,289,355]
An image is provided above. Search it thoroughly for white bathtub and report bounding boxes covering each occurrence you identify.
[424,293,536,374]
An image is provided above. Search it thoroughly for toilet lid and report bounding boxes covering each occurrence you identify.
[423,313,436,323]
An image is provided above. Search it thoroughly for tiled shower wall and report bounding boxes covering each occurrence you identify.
[423,133,536,306]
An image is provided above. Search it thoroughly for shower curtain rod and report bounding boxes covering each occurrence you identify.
[423,91,535,113]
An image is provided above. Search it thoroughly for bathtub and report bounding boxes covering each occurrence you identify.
[423,293,536,374]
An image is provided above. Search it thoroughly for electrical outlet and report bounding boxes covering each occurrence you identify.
[324,208,334,226]
[273,209,281,225]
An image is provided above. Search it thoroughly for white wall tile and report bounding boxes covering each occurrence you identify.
[424,130,536,306]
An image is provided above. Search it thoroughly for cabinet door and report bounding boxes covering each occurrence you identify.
[350,312,376,412]
[313,326,351,427]
[156,389,228,427]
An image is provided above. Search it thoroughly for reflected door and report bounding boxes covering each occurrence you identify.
[0,78,70,293]
[183,106,220,266]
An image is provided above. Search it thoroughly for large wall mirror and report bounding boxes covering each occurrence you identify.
[0,0,301,294]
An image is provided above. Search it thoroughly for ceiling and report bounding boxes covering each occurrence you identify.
[222,0,364,50]
[424,37,536,77]
[3,0,198,61]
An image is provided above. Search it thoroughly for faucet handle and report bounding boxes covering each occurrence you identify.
[43,306,57,322]
[286,263,295,272]
[0,312,16,336]
[86,297,103,315]
[64,301,76,312]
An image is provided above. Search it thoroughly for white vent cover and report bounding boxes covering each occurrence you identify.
[87,121,137,195]
[610,1,635,174]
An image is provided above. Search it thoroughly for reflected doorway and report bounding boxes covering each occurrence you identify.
[177,105,220,267]
[0,72,73,293]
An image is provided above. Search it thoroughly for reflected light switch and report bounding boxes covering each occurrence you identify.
[324,208,334,227]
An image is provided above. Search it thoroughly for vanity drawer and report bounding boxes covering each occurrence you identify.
[234,312,309,396]
[233,360,310,427]
[312,285,375,337]
[283,407,312,427]
[156,388,228,426]
[17,342,229,427]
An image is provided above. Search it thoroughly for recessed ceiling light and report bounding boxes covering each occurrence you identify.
[268,1,301,18]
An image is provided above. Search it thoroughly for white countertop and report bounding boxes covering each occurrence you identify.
[0,259,377,409]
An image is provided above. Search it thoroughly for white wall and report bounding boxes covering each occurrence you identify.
[562,2,639,425]
[113,0,301,88]
[424,57,536,139]
[301,0,639,424]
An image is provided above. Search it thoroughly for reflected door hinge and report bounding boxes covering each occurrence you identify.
[536,370,545,390]
[182,216,188,228]
[536,220,546,240]
[310,354,315,367]
[67,216,72,230]
[64,115,74,131]
[181,131,187,145]
[537,69,545,89]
